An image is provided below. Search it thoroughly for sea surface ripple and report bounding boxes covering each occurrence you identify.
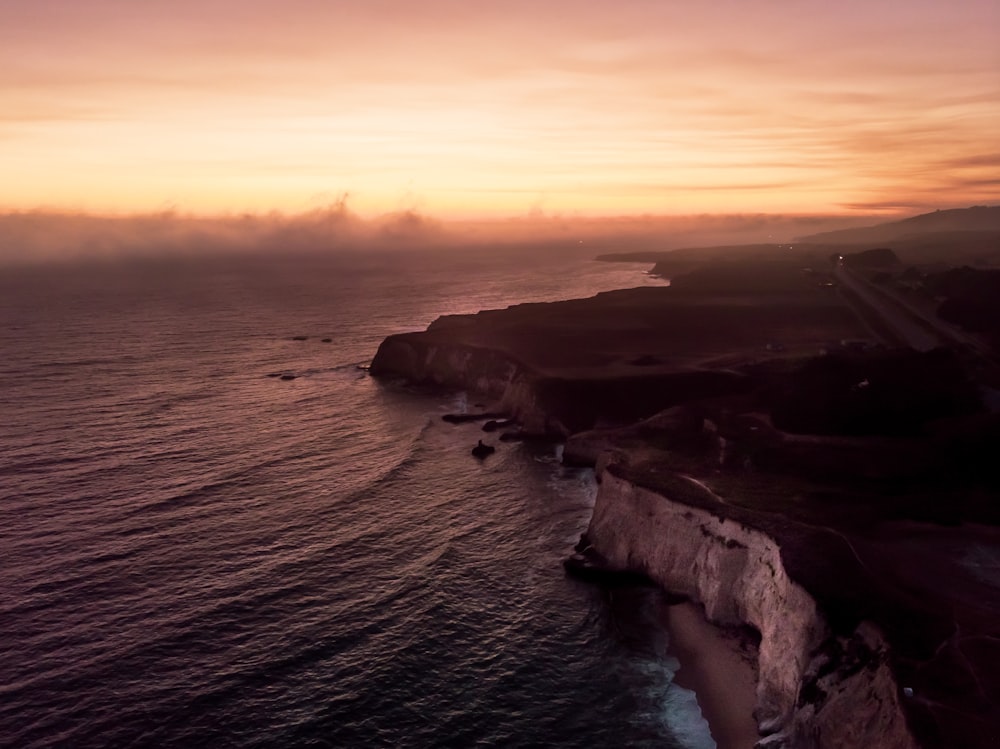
[0,248,713,748]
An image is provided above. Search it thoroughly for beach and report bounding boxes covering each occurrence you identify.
[663,601,759,749]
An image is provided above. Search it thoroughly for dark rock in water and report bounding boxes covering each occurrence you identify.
[292,336,308,341]
[266,372,282,378]
[471,440,496,459]
[474,403,486,408]
[280,374,297,381]
[563,550,654,587]
[482,419,516,432]
[321,338,332,343]
[443,411,504,424]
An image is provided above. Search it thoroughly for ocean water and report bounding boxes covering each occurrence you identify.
[0,247,714,748]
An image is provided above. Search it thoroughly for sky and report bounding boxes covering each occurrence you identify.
[1,0,998,219]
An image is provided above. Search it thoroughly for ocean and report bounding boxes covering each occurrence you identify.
[0,247,716,748]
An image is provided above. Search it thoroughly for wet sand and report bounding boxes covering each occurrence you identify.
[663,601,759,749]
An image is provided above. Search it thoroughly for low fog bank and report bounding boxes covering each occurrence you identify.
[0,205,881,268]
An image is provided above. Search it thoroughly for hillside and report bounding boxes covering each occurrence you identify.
[797,206,1000,245]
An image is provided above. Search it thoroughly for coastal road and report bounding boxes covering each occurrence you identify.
[833,264,943,351]
[854,270,995,359]
[835,264,1000,407]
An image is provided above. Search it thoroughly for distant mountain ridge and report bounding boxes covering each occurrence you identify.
[796,206,1000,245]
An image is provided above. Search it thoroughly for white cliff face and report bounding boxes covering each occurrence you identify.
[587,469,916,749]
[373,337,518,398]
[371,337,563,433]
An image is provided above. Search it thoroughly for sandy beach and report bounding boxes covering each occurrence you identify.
[663,601,759,749]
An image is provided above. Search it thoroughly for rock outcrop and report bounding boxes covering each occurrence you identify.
[471,440,496,459]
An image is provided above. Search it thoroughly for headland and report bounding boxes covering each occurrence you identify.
[370,208,1000,748]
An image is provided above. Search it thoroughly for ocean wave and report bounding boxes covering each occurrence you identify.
[0,255,692,748]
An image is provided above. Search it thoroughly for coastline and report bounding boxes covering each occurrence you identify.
[369,252,1000,748]
[663,601,759,749]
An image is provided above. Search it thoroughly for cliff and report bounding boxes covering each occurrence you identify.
[370,266,1000,748]
[586,465,915,748]
[796,206,1000,246]
[371,322,751,435]
[371,283,862,434]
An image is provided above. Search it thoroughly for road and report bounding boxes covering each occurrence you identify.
[833,264,944,351]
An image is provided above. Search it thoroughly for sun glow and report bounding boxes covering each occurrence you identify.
[2,0,998,219]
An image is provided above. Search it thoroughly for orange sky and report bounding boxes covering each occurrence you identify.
[2,0,998,218]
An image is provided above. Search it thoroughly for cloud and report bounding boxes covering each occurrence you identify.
[1,1,997,218]
[933,153,1000,170]
[839,200,939,212]
[0,200,447,266]
[0,207,893,267]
